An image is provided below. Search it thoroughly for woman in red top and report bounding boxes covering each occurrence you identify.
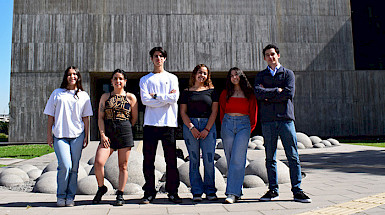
[219,67,258,204]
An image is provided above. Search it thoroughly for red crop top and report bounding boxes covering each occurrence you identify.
[219,90,258,132]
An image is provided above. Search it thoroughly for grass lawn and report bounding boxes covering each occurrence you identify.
[344,142,385,148]
[0,144,54,159]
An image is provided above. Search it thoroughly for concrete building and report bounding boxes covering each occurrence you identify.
[10,0,385,142]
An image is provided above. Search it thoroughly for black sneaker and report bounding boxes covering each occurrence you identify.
[140,193,156,204]
[206,193,218,201]
[294,191,312,203]
[115,190,124,206]
[168,193,182,204]
[92,185,108,204]
[259,190,279,201]
[192,194,202,202]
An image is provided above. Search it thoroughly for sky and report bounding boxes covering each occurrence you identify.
[0,0,13,114]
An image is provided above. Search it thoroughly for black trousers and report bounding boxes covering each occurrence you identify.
[142,126,180,195]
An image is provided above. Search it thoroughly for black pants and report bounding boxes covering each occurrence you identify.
[142,126,180,195]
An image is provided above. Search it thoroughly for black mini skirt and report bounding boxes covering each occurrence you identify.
[104,120,134,150]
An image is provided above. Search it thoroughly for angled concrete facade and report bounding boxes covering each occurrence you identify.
[10,0,384,142]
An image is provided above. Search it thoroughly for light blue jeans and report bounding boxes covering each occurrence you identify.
[53,132,84,200]
[183,118,217,195]
[221,114,251,197]
[262,120,302,194]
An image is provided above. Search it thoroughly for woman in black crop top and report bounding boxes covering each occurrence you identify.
[92,69,138,206]
[180,64,219,201]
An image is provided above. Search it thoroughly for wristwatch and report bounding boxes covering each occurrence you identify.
[153,94,157,99]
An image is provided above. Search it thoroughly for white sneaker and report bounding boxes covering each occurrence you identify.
[57,198,66,207]
[225,194,237,204]
[65,198,75,207]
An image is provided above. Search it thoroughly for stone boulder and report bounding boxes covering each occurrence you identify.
[245,158,290,184]
[33,176,57,194]
[296,132,313,148]
[255,145,265,150]
[216,139,223,149]
[178,161,226,191]
[42,162,58,173]
[0,174,24,187]
[309,136,322,145]
[243,175,265,188]
[17,164,38,173]
[159,181,190,193]
[0,168,29,182]
[215,157,228,176]
[313,143,325,148]
[124,183,143,195]
[277,139,284,150]
[327,138,341,146]
[77,176,114,195]
[27,169,43,180]
[297,142,306,149]
[321,140,332,147]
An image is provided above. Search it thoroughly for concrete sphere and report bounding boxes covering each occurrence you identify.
[124,183,143,195]
[252,139,264,146]
[178,161,226,191]
[251,136,264,142]
[296,132,313,148]
[216,139,223,149]
[159,181,190,193]
[328,138,341,146]
[36,171,57,182]
[243,175,265,188]
[27,169,43,180]
[155,155,167,173]
[310,136,322,145]
[104,152,147,188]
[313,143,325,148]
[321,140,332,147]
[215,157,228,176]
[297,142,306,149]
[42,162,58,173]
[177,158,185,168]
[277,139,284,150]
[16,164,38,173]
[245,158,290,184]
[33,176,57,194]
[0,168,29,182]
[84,165,93,175]
[248,141,257,149]
[88,156,95,165]
[255,145,265,150]
[0,174,24,187]
[77,175,114,195]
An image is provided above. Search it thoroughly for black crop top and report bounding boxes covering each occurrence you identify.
[179,89,219,118]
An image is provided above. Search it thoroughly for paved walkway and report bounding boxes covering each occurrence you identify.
[1,141,385,215]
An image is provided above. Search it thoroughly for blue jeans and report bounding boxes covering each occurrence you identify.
[53,132,84,200]
[221,114,251,197]
[183,118,217,195]
[262,120,302,194]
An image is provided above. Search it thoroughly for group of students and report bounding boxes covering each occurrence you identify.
[44,44,311,207]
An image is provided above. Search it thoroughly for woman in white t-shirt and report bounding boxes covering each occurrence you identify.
[44,66,93,207]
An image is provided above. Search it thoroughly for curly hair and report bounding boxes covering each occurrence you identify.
[189,64,214,88]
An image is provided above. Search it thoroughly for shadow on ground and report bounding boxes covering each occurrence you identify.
[298,149,385,175]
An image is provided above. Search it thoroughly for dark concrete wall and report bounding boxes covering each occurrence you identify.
[11,0,380,142]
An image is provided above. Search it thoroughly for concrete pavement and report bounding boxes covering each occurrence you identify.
[1,141,385,215]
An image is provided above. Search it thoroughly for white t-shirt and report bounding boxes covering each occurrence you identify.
[44,88,93,138]
[139,71,179,127]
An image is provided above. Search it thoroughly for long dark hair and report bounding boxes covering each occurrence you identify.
[60,66,84,98]
[189,64,214,88]
[225,67,254,101]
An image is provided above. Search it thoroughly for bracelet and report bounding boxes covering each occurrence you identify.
[189,125,195,131]
[204,128,210,132]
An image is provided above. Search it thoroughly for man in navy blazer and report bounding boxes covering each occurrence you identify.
[254,44,311,203]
